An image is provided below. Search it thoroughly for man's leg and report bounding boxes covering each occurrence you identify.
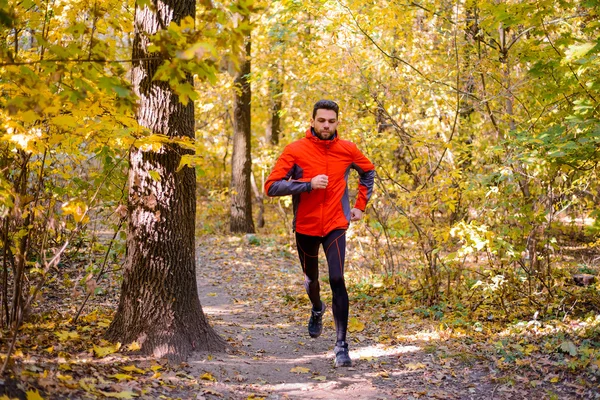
[323,229,352,367]
[322,229,348,344]
[296,232,326,338]
[295,232,322,310]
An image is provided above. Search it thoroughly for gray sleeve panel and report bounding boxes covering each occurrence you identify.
[267,164,311,196]
[357,168,375,201]
[268,180,312,196]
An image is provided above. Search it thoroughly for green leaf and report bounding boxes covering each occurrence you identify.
[565,42,596,62]
[559,340,578,356]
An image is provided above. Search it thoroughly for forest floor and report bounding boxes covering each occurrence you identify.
[1,234,599,399]
[187,235,599,400]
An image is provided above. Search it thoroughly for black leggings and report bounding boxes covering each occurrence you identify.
[296,229,348,344]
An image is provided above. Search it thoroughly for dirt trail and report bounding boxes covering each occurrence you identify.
[187,236,585,400]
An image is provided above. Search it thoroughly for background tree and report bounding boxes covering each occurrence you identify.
[230,32,255,233]
[104,0,225,360]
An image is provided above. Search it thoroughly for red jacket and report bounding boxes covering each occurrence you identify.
[265,129,375,236]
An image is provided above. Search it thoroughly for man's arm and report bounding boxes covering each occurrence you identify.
[264,147,313,197]
[351,145,375,215]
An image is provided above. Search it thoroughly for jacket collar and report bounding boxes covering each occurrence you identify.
[306,128,339,144]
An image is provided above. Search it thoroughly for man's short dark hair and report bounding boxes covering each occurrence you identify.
[312,100,339,119]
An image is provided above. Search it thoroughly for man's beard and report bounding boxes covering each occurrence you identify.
[315,129,334,140]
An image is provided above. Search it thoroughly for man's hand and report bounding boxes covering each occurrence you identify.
[310,174,329,190]
[350,208,363,221]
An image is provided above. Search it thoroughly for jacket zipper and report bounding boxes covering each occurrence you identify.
[322,142,330,236]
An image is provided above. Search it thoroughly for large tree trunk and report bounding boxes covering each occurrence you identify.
[230,38,255,233]
[105,0,226,361]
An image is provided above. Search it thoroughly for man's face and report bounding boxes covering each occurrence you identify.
[311,109,339,140]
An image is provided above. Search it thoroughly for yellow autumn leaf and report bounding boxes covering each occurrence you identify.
[139,142,162,152]
[405,362,426,370]
[121,365,146,374]
[79,379,96,392]
[150,365,162,372]
[109,373,133,381]
[347,317,365,333]
[550,376,559,383]
[51,114,78,128]
[98,390,138,398]
[312,375,326,381]
[200,372,216,381]
[92,342,121,358]
[26,390,44,400]
[126,341,141,351]
[207,292,217,297]
[57,373,73,382]
[56,331,80,341]
[524,344,538,355]
[58,364,72,371]
[61,200,89,223]
[290,366,310,374]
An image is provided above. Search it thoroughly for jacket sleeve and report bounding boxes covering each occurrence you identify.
[351,145,375,211]
[264,145,312,197]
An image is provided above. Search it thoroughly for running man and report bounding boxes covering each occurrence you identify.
[264,100,375,367]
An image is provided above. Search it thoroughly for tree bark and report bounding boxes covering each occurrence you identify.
[105,0,226,361]
[230,38,255,233]
[266,76,283,145]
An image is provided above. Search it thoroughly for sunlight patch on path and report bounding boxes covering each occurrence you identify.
[353,343,421,359]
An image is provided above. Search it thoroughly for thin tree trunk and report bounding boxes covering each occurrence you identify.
[230,38,255,233]
[266,75,283,145]
[250,171,264,228]
[105,0,226,361]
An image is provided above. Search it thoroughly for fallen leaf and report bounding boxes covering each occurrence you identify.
[524,344,538,355]
[93,343,121,358]
[57,373,73,382]
[56,331,80,341]
[290,366,310,374]
[347,317,365,333]
[109,373,133,381]
[405,362,426,370]
[126,342,141,351]
[559,340,578,356]
[312,375,326,381]
[200,372,216,381]
[121,365,145,374]
[26,390,44,400]
[98,390,138,398]
[79,379,96,392]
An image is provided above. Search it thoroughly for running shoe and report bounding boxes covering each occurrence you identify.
[334,341,352,367]
[308,302,326,338]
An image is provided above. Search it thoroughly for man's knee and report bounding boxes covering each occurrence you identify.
[329,275,345,289]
